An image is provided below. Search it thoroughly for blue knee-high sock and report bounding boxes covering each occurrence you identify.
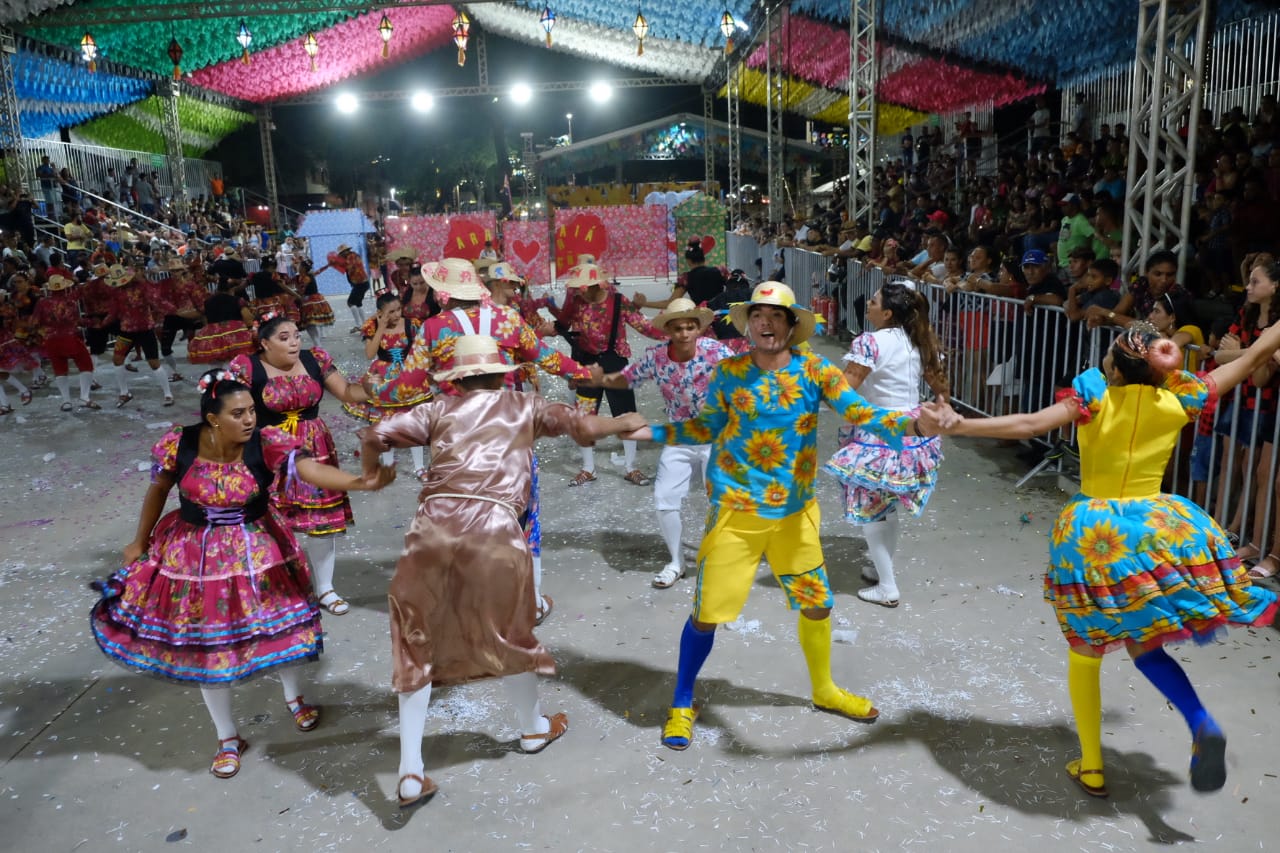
[1133,647,1213,734]
[671,617,716,708]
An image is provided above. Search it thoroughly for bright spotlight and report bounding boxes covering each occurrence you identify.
[335,93,359,114]
[410,91,434,112]
[510,82,533,105]
[588,81,613,103]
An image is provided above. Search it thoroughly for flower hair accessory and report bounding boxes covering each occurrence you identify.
[258,309,283,324]
[197,370,233,396]
[1116,321,1181,378]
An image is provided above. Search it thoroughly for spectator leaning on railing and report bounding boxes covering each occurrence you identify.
[1085,251,1188,331]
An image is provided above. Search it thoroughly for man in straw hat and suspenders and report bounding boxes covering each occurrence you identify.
[624,282,950,749]
[363,257,601,625]
[584,297,732,589]
[360,334,645,809]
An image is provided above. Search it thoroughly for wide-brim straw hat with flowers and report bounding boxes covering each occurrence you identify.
[471,256,497,277]
[433,334,522,383]
[91,263,110,278]
[388,246,417,263]
[105,264,134,287]
[486,262,525,286]
[335,243,353,255]
[654,296,714,330]
[45,273,74,291]
[728,281,817,345]
[563,262,606,289]
[424,257,487,301]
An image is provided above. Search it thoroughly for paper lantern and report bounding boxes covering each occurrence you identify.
[720,10,736,54]
[633,10,649,57]
[452,11,470,66]
[540,6,555,48]
[167,37,183,79]
[235,20,252,65]
[378,13,393,59]
[79,32,97,73]
[303,31,318,72]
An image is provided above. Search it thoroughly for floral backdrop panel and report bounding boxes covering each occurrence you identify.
[385,213,499,263]
[502,219,553,286]
[553,206,668,279]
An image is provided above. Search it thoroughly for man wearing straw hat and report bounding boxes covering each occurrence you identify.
[315,243,370,331]
[366,257,600,625]
[101,262,175,408]
[31,273,100,411]
[360,334,645,810]
[626,282,947,749]
[585,297,731,589]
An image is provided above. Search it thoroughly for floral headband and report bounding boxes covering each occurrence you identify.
[196,369,233,396]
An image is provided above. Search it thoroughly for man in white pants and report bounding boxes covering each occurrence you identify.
[588,298,732,588]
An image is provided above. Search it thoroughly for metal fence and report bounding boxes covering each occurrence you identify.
[19,138,223,217]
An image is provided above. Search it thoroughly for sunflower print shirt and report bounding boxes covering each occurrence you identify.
[652,350,914,519]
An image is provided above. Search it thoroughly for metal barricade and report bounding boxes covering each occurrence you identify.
[725,232,761,276]
[783,247,828,307]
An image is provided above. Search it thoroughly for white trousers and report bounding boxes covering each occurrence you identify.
[654,444,711,512]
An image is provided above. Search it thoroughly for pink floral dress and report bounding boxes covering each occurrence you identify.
[342,318,432,423]
[91,427,322,685]
[230,348,354,535]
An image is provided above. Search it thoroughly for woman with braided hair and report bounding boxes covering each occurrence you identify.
[938,321,1280,798]
[90,370,394,780]
[824,281,948,607]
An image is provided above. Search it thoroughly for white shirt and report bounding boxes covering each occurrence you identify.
[844,327,922,409]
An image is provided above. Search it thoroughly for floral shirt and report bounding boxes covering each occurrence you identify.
[79,277,115,323]
[652,350,912,519]
[546,285,666,358]
[105,279,172,333]
[373,304,591,397]
[623,336,732,423]
[31,290,82,337]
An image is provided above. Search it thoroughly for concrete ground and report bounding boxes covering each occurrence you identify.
[0,291,1277,852]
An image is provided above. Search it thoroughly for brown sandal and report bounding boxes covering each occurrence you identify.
[1066,760,1108,798]
[287,696,320,732]
[397,773,438,809]
[623,469,651,486]
[519,712,569,754]
[568,469,596,487]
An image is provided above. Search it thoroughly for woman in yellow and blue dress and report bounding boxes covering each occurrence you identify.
[943,321,1280,798]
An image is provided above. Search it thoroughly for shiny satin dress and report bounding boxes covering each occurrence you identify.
[361,389,594,693]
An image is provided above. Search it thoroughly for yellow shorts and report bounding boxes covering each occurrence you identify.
[691,502,833,624]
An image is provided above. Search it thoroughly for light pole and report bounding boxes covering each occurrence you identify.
[565,112,573,145]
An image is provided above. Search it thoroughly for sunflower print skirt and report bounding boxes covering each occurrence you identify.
[1045,492,1278,654]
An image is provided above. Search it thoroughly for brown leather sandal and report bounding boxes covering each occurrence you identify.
[210,735,248,779]
[519,712,569,754]
[287,696,320,732]
[397,773,438,809]
[568,469,596,487]
[1066,759,1108,798]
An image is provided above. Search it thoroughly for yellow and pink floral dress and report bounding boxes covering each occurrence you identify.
[91,426,322,685]
[1048,368,1277,653]
[342,317,431,422]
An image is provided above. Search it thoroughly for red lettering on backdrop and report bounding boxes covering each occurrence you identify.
[554,213,609,274]
[443,220,488,260]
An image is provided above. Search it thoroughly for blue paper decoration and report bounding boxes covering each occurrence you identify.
[14,49,150,138]
[514,0,752,47]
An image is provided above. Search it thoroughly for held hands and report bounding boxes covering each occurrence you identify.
[1218,333,1241,353]
[613,412,648,435]
[632,292,648,308]
[360,464,397,491]
[916,400,962,436]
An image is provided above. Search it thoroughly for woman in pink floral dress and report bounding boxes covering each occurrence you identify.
[230,314,373,616]
[0,287,39,413]
[823,282,949,607]
[91,370,393,780]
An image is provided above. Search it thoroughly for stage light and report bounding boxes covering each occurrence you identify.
[410,91,434,112]
[510,83,533,105]
[336,93,359,114]
[589,81,613,103]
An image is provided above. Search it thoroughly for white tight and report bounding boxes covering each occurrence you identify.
[862,514,900,592]
[303,533,339,595]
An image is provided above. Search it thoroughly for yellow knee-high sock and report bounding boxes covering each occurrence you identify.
[1067,649,1104,781]
[797,614,835,697]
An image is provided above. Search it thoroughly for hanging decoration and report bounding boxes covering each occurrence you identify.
[236,20,252,65]
[72,94,255,156]
[452,11,470,66]
[378,13,394,59]
[14,48,150,137]
[303,31,318,72]
[167,37,184,79]
[539,6,555,47]
[632,10,648,57]
[79,32,97,73]
[719,10,736,54]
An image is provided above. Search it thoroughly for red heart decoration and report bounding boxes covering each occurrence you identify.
[666,238,678,254]
[700,235,717,254]
[555,213,609,274]
[512,239,541,266]
[442,220,491,260]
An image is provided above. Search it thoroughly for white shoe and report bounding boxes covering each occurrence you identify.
[857,584,899,608]
[652,562,684,589]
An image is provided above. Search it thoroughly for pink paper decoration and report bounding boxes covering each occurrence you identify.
[553,206,667,279]
[745,11,1044,114]
[502,219,552,286]
[190,7,456,102]
[385,212,498,263]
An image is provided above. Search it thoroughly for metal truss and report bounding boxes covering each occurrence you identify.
[702,89,714,190]
[475,29,488,89]
[520,131,535,209]
[764,2,785,223]
[726,60,742,227]
[258,105,281,232]
[159,79,189,216]
[1121,0,1208,281]
[0,30,26,190]
[276,76,687,105]
[848,0,876,229]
